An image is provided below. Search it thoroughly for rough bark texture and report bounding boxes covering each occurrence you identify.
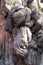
[0,0,43,65]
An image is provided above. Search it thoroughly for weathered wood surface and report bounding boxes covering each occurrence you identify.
[0,0,43,65]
